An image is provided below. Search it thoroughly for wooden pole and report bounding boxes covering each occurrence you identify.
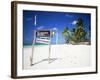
[48,30,51,64]
[31,30,36,66]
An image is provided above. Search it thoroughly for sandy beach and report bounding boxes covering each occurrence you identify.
[23,44,91,70]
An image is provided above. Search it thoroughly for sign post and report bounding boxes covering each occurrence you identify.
[31,30,51,65]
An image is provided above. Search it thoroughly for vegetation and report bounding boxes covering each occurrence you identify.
[62,18,90,44]
[62,27,70,43]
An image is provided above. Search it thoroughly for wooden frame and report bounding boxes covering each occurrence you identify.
[11,1,98,79]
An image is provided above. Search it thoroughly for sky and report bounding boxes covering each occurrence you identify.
[23,10,91,45]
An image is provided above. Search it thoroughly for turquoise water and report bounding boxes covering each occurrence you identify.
[34,43,48,45]
[23,43,48,48]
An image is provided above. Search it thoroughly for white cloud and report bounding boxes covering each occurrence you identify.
[52,27,58,31]
[37,26,44,30]
[65,14,73,17]
[26,18,32,21]
[72,20,77,25]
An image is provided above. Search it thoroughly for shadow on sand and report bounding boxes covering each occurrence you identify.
[31,58,62,66]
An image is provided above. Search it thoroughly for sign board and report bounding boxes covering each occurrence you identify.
[36,30,50,37]
[35,30,51,45]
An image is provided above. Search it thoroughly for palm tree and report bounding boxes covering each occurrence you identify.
[74,18,86,42]
[62,18,87,44]
[62,27,70,43]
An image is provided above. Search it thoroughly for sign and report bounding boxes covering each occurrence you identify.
[35,30,51,45]
[36,30,50,37]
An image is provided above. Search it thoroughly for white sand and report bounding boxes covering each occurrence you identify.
[23,44,91,70]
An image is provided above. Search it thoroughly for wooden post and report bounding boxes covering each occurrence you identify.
[48,30,51,64]
[31,30,36,66]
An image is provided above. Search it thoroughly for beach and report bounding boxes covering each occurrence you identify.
[23,44,91,70]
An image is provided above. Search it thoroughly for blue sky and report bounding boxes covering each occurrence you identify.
[23,10,91,45]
